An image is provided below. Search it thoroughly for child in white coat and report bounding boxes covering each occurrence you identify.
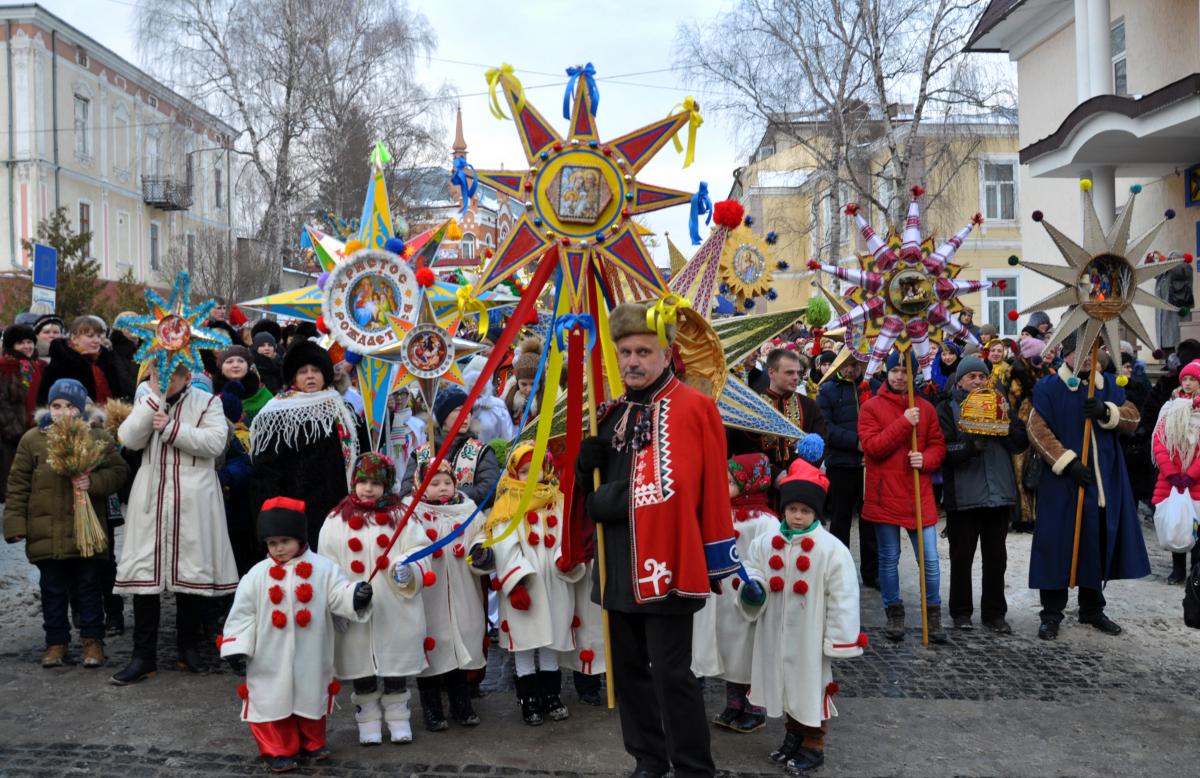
[319,453,430,746]
[405,451,486,732]
[219,497,373,774]
[476,443,580,726]
[694,453,779,733]
[738,459,867,776]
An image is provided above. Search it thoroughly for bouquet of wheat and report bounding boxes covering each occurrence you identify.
[45,416,113,557]
[102,399,133,443]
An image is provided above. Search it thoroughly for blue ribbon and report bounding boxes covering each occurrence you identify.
[450,157,478,218]
[554,313,596,353]
[400,274,565,566]
[689,181,712,245]
[563,62,599,120]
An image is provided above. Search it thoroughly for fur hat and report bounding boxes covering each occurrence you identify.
[353,452,397,492]
[513,335,544,381]
[282,339,334,389]
[433,387,468,427]
[2,323,35,356]
[33,314,65,336]
[257,496,307,543]
[251,318,283,343]
[48,378,88,414]
[777,458,829,518]
[1178,339,1200,368]
[954,355,990,384]
[609,302,675,344]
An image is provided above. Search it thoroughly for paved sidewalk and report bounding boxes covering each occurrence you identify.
[1,515,1196,777]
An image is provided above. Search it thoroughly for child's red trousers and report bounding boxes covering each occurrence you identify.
[249,715,326,757]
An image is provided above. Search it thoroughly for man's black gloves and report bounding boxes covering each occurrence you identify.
[1082,398,1110,423]
[577,437,610,474]
[1065,459,1095,487]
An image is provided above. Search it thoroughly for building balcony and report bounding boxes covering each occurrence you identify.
[141,176,193,211]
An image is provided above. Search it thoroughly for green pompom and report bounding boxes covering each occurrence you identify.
[806,295,832,328]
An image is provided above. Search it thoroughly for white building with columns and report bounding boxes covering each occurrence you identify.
[0,4,235,283]
[967,0,1200,347]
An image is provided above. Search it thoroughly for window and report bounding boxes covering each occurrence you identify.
[460,233,476,260]
[76,49,89,68]
[78,202,92,256]
[146,134,160,176]
[1111,20,1127,95]
[74,96,90,156]
[981,160,1017,221]
[214,165,223,209]
[756,144,775,162]
[149,223,160,271]
[984,273,1019,337]
[186,233,196,276]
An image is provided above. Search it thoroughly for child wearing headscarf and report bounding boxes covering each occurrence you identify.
[693,453,779,734]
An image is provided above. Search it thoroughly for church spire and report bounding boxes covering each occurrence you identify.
[452,106,467,159]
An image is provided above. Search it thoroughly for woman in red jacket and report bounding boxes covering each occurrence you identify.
[859,351,947,643]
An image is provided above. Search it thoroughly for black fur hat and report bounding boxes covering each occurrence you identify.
[282,339,334,389]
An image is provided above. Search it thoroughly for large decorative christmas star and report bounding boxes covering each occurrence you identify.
[385,289,481,412]
[114,271,231,394]
[811,187,989,378]
[1021,182,1181,364]
[470,67,698,307]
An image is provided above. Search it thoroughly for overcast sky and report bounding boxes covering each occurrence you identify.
[41,0,748,266]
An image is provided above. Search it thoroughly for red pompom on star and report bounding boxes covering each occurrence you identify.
[415,265,435,287]
[843,203,860,217]
[712,199,745,230]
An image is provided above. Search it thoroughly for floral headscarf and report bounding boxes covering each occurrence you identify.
[728,453,776,519]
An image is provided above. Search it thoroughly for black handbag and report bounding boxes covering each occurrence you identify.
[1022,448,1044,491]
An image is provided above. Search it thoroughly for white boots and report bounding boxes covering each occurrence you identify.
[382,690,413,744]
[353,690,384,745]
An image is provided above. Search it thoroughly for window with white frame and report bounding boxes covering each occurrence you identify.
[460,233,476,260]
[981,159,1017,221]
[983,272,1019,337]
[74,96,90,156]
[78,201,92,257]
[1111,19,1127,95]
[149,222,161,271]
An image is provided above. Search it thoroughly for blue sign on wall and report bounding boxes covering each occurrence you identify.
[32,243,58,289]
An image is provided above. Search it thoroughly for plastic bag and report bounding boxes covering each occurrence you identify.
[1153,487,1197,553]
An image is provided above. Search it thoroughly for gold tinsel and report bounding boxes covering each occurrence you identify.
[45,416,113,558]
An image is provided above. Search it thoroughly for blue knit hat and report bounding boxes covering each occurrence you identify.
[884,350,918,373]
[48,378,88,414]
[433,387,468,427]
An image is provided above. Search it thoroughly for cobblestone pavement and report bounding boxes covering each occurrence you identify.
[1,515,1197,777]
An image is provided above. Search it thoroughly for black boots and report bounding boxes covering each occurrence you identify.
[446,670,481,726]
[418,683,448,732]
[515,673,543,726]
[769,730,802,763]
[110,657,157,686]
[884,603,905,641]
[539,669,569,721]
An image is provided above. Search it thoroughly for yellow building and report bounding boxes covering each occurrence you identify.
[731,112,1025,337]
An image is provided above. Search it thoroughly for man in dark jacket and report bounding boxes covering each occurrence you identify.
[937,356,1028,634]
[816,356,876,588]
[35,315,136,405]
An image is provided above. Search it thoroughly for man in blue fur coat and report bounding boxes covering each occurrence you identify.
[1026,333,1149,640]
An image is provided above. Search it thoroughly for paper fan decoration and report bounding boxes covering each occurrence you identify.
[719,225,776,310]
[114,271,231,394]
[1021,181,1181,365]
[810,187,989,379]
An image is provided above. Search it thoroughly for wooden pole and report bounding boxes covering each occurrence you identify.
[1069,341,1101,589]
[904,357,930,647]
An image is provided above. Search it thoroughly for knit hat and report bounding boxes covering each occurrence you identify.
[815,350,836,366]
[253,331,277,352]
[513,335,544,381]
[954,355,990,384]
[353,452,397,492]
[609,301,676,344]
[1180,360,1200,383]
[1019,334,1045,360]
[433,387,468,427]
[220,345,252,366]
[777,458,829,517]
[257,496,307,543]
[1027,311,1051,330]
[884,350,918,373]
[47,378,88,414]
[2,323,35,356]
[282,339,334,389]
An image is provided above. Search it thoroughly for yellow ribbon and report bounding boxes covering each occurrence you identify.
[484,63,525,120]
[669,97,703,168]
[645,293,692,347]
[455,284,490,339]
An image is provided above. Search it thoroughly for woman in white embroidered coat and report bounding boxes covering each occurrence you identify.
[478,443,578,726]
[403,452,485,732]
[693,453,779,733]
[318,453,430,745]
[110,362,239,686]
[219,497,372,772]
[737,459,867,776]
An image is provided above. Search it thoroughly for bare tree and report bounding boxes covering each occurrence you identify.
[136,0,449,283]
[676,0,1014,260]
[161,227,275,303]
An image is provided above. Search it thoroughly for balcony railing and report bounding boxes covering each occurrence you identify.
[141,176,193,211]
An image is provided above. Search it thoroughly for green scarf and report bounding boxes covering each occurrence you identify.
[779,519,820,541]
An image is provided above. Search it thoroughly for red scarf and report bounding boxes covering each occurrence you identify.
[336,494,402,525]
[731,490,775,521]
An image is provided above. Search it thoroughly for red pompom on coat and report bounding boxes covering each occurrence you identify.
[350,560,366,575]
[423,570,437,587]
[237,683,249,700]
[272,610,287,629]
[375,555,389,570]
[769,555,784,570]
[348,517,364,531]
[769,576,784,592]
[269,566,286,581]
[376,534,389,548]
[295,561,313,579]
[800,537,815,552]
[771,535,786,550]
[423,636,436,652]
[347,537,363,552]
[793,579,809,595]
[295,583,313,603]
[796,556,811,572]
[295,608,312,628]
[268,585,284,604]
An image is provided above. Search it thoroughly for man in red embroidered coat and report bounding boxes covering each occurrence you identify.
[570,302,737,778]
